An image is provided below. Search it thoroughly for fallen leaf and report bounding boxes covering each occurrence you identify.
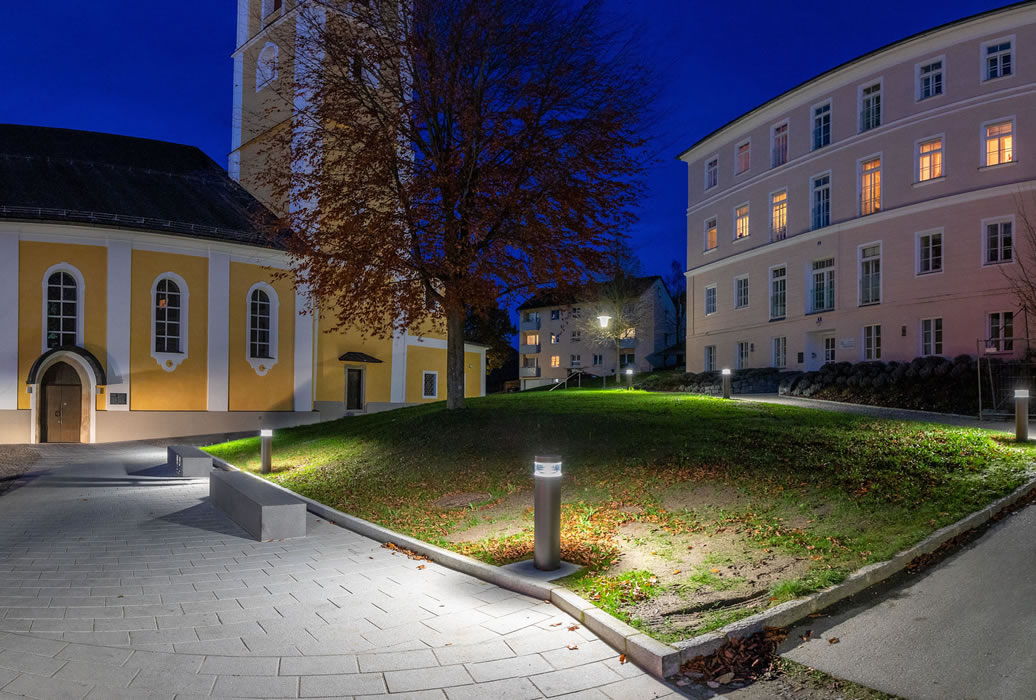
[566,643,579,650]
[550,622,563,627]
[416,564,425,570]
[800,629,813,642]
[618,654,627,664]
[716,671,735,684]
[828,637,840,644]
[672,569,681,575]
[706,681,720,689]
[567,624,579,631]
[710,568,720,573]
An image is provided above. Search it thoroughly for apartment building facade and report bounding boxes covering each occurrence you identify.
[681,3,1036,373]
[517,277,678,390]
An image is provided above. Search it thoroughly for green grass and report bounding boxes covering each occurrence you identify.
[204,390,1034,639]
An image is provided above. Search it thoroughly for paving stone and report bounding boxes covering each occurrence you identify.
[1,672,93,700]
[384,665,474,693]
[599,675,674,699]
[445,677,543,700]
[56,644,132,666]
[199,655,281,676]
[298,672,386,697]
[278,654,358,676]
[466,654,553,682]
[357,648,439,673]
[128,668,217,695]
[55,659,140,687]
[0,649,68,676]
[432,639,515,666]
[212,674,300,698]
[529,662,624,697]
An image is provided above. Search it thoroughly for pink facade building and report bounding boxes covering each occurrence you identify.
[681,4,1036,372]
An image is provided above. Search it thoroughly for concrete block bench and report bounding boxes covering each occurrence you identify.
[168,445,213,477]
[209,470,306,541]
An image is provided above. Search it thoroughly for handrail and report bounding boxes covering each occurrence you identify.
[549,370,595,391]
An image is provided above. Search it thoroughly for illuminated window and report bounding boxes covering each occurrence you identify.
[918,231,943,274]
[812,103,831,149]
[811,173,830,229]
[983,39,1013,81]
[772,337,787,369]
[984,121,1013,166]
[704,285,717,315]
[985,219,1013,265]
[735,204,749,239]
[918,138,943,181]
[550,333,560,344]
[921,318,943,356]
[860,157,881,215]
[734,276,749,309]
[859,244,881,306]
[769,266,786,320]
[918,59,943,99]
[771,123,788,167]
[550,355,560,368]
[735,141,750,174]
[704,217,718,250]
[524,333,539,346]
[771,190,787,240]
[705,157,718,190]
[863,325,881,360]
[859,82,881,132]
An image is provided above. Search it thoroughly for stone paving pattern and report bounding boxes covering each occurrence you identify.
[0,444,684,699]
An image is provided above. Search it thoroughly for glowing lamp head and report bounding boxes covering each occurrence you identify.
[721,368,731,376]
[533,455,562,478]
[1016,389,1030,399]
[625,369,633,375]
[597,314,612,328]
[260,429,273,437]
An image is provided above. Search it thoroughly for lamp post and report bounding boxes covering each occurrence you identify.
[260,429,273,474]
[721,368,732,399]
[1016,389,1029,442]
[533,455,562,571]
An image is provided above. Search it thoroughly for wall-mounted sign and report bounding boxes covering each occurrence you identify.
[109,392,128,405]
[839,338,856,350]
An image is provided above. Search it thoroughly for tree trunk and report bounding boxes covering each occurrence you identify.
[614,338,620,387]
[446,302,466,410]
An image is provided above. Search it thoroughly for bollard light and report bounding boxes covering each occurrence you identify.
[721,368,732,399]
[533,455,562,571]
[625,368,633,390]
[1015,390,1029,443]
[261,429,273,474]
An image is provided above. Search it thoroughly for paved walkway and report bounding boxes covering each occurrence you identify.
[0,443,681,700]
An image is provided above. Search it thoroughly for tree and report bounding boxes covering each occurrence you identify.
[1001,195,1036,355]
[257,0,651,409]
[578,273,651,380]
[664,259,686,361]
[465,306,516,375]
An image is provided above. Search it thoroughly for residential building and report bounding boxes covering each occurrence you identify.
[516,276,678,390]
[681,4,1035,372]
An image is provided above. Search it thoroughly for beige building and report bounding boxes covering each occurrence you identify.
[517,277,679,390]
[680,4,1036,373]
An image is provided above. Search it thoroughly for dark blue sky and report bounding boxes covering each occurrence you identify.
[0,0,1012,281]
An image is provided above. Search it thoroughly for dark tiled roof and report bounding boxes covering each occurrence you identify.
[338,351,384,363]
[517,275,662,310]
[0,124,281,248]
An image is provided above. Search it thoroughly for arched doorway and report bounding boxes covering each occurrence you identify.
[40,362,83,443]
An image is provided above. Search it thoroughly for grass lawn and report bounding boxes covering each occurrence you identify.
[203,390,1034,643]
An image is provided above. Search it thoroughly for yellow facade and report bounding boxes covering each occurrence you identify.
[313,311,394,405]
[405,345,484,403]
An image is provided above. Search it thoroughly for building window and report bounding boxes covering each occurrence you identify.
[770,266,786,320]
[918,137,943,181]
[771,190,787,240]
[550,333,560,344]
[262,0,283,19]
[918,231,943,274]
[824,337,836,363]
[524,333,540,347]
[921,318,943,356]
[918,59,943,100]
[985,219,1013,265]
[592,354,603,366]
[550,355,560,368]
[571,307,581,318]
[811,258,835,313]
[984,120,1013,166]
[983,38,1013,81]
[246,283,279,374]
[735,342,749,370]
[989,311,1014,352]
[735,204,750,239]
[620,353,635,367]
[704,345,716,372]
[523,311,540,323]
[859,244,881,306]
[705,157,719,190]
[860,157,881,215]
[812,102,831,150]
[155,278,182,353]
[422,371,438,399]
[570,354,581,367]
[811,173,830,229]
[734,276,749,309]
[863,325,881,360]
[772,123,788,167]
[735,141,750,175]
[571,330,581,342]
[45,269,80,349]
[704,285,717,315]
[550,309,560,320]
[256,43,279,91]
[860,82,881,132]
[704,217,718,251]
[773,336,787,368]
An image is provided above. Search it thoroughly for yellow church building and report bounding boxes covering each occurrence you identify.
[0,124,486,444]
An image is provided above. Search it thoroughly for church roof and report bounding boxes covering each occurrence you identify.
[0,124,281,248]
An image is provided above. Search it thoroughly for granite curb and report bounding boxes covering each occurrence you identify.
[210,455,1036,681]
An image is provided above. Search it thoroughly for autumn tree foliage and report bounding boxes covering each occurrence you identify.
[258,0,651,409]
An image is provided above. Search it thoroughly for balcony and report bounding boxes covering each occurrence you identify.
[520,367,541,378]
[519,318,541,331]
[519,344,541,355]
[619,337,636,349]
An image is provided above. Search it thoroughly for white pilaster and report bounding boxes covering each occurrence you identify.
[0,232,19,410]
[229,54,244,181]
[389,327,408,404]
[105,241,132,410]
[207,252,231,411]
[293,285,314,411]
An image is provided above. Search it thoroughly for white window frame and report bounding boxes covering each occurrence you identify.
[858,242,882,307]
[734,202,750,240]
[772,336,787,369]
[256,42,279,92]
[981,215,1015,266]
[916,228,944,276]
[858,79,883,133]
[863,324,882,361]
[769,264,787,320]
[824,336,836,363]
[704,284,717,316]
[150,272,190,372]
[734,139,751,176]
[980,117,1015,168]
[41,263,86,353]
[246,281,279,376]
[704,216,718,252]
[915,55,945,101]
[770,120,789,168]
[858,153,882,216]
[704,345,716,372]
[422,370,439,399]
[735,342,749,370]
[770,188,788,241]
[734,275,749,310]
[980,36,1015,82]
[592,353,603,366]
[809,258,836,314]
[920,317,943,356]
[810,170,831,230]
[988,311,1015,353]
[811,99,832,151]
[569,354,581,367]
[704,155,719,191]
[915,134,945,183]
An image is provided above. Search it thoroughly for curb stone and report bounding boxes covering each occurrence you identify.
[210,455,1036,681]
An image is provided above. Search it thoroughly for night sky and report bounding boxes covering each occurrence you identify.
[0,0,1012,284]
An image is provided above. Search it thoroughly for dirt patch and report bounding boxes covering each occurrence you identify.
[445,489,532,544]
[432,491,492,509]
[662,483,749,512]
[0,446,41,496]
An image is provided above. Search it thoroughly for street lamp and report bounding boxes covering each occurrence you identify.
[597,314,612,328]
[260,429,273,474]
[533,455,562,571]
[721,368,731,399]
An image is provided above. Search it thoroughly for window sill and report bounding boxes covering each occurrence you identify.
[806,309,834,316]
[247,355,278,376]
[983,260,1014,267]
[913,176,946,188]
[981,73,1015,85]
[858,301,881,307]
[769,316,786,323]
[732,236,750,244]
[916,269,944,277]
[703,247,717,255]
[151,351,187,372]
[979,160,1017,172]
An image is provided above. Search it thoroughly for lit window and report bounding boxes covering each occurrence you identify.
[704,217,718,251]
[735,276,749,309]
[550,355,560,368]
[859,244,881,306]
[863,325,881,360]
[772,336,787,369]
[771,190,787,240]
[918,231,943,274]
[812,103,831,149]
[984,39,1013,81]
[984,121,1013,166]
[772,123,788,167]
[550,333,560,344]
[860,82,881,132]
[525,334,539,347]
[705,157,719,190]
[735,204,750,239]
[918,138,943,181]
[921,318,943,356]
[735,342,749,369]
[918,60,943,99]
[989,312,1014,352]
[45,270,79,349]
[704,345,716,372]
[812,173,830,229]
[985,220,1013,264]
[735,142,750,175]
[860,157,881,215]
[811,258,835,313]
[704,285,717,315]
[769,266,786,320]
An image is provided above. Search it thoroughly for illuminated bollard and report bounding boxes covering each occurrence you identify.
[261,429,273,474]
[1016,390,1029,443]
[533,455,562,571]
[625,368,633,389]
[721,368,732,399]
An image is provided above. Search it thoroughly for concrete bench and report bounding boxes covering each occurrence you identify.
[209,470,306,541]
[168,445,213,477]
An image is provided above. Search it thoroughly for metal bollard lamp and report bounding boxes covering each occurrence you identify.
[721,368,732,399]
[1016,390,1029,443]
[261,429,273,474]
[533,455,562,571]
